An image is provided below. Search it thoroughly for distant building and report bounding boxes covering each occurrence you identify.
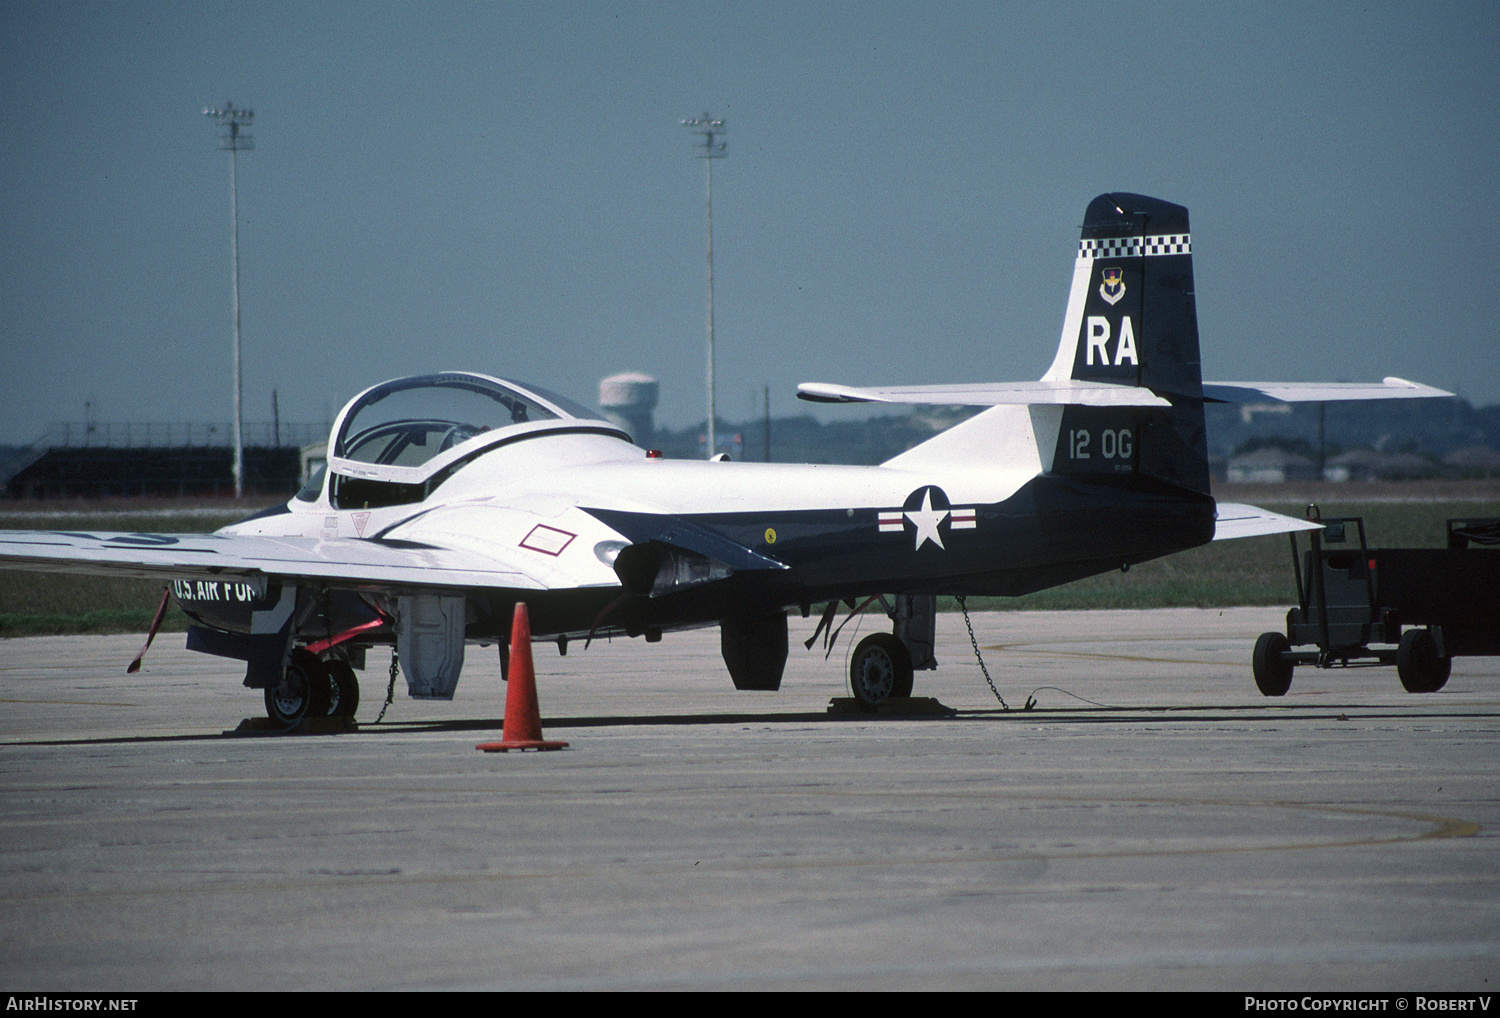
[0,421,318,499]
[1367,451,1438,480]
[1324,448,1439,482]
[3,446,300,499]
[1444,445,1500,477]
[1226,447,1319,483]
[1323,448,1386,482]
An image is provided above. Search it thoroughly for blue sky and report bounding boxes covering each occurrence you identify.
[2,1,1496,447]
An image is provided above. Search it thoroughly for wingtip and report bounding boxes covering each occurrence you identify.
[1382,376,1454,397]
[796,383,869,404]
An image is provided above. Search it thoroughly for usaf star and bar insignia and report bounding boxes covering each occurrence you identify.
[877,485,977,551]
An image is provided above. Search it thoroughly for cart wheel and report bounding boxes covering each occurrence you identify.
[1252,632,1294,696]
[1396,629,1450,693]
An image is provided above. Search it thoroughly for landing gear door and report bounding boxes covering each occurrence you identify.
[245,580,296,689]
[396,593,467,699]
[720,610,789,691]
[896,594,937,672]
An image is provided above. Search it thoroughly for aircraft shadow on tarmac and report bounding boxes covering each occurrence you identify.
[11,698,1497,748]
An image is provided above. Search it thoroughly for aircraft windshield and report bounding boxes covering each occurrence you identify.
[335,374,565,468]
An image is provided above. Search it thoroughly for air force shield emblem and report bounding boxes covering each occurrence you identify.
[1099,266,1125,305]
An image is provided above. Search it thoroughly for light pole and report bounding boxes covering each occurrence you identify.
[682,113,726,459]
[204,101,253,497]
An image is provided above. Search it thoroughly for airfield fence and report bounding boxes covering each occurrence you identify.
[38,421,325,449]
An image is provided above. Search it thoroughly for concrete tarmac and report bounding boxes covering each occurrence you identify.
[1,607,1497,991]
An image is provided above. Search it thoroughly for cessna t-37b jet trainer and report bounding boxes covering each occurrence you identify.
[0,194,1449,724]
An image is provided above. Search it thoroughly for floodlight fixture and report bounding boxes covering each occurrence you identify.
[204,102,254,496]
[682,113,727,459]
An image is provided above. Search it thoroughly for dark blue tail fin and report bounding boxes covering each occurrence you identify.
[1041,193,1210,493]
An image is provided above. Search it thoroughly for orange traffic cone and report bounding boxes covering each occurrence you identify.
[477,602,569,753]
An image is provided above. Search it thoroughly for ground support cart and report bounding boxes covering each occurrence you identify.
[1252,511,1500,695]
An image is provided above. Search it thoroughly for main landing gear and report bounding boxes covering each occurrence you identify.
[804,594,936,708]
[264,649,361,725]
[848,632,915,707]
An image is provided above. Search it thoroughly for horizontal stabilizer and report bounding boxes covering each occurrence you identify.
[1202,377,1452,403]
[1212,503,1323,541]
[796,380,1170,407]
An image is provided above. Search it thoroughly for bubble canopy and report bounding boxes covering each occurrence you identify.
[335,373,605,467]
[323,373,619,505]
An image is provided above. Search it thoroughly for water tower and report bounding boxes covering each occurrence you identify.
[598,373,658,447]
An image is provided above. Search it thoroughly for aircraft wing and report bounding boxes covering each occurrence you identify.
[1201,377,1452,403]
[0,530,551,592]
[1213,503,1323,541]
[796,380,1170,407]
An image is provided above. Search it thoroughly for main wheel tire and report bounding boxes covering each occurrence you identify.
[1252,632,1294,696]
[326,660,360,718]
[264,651,317,725]
[849,633,914,707]
[1397,629,1450,693]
